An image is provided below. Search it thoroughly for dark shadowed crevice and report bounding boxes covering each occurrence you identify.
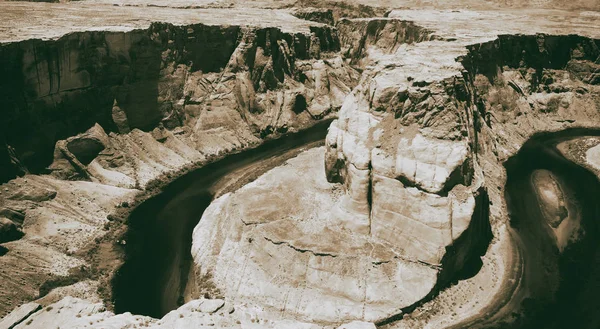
[440,158,473,196]
[440,188,493,284]
[112,191,213,317]
[293,94,307,114]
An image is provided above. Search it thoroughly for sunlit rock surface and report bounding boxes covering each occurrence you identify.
[191,147,476,324]
[0,1,600,329]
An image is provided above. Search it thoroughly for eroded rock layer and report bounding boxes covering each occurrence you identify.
[0,18,357,182]
[193,148,434,324]
[1,3,600,329]
[0,10,359,320]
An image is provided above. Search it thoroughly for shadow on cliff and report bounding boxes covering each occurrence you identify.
[0,23,242,181]
[377,187,493,326]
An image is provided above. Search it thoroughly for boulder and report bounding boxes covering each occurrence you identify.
[49,124,111,179]
[65,124,110,165]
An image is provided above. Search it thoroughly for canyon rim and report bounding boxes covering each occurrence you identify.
[0,0,600,328]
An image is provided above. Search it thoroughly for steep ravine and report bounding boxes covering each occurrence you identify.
[106,26,600,328]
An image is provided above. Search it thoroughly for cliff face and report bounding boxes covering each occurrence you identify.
[461,34,600,231]
[336,19,437,65]
[0,22,352,182]
[1,3,600,329]
[0,16,359,320]
[323,12,600,328]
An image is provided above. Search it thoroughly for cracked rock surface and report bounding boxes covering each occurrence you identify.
[192,147,440,324]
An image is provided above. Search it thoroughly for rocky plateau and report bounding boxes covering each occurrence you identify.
[0,0,600,328]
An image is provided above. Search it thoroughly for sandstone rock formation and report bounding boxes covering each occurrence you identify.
[0,3,362,323]
[192,148,438,324]
[0,1,599,329]
[190,142,486,325]
[0,7,358,185]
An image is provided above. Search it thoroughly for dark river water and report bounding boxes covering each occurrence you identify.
[111,120,332,318]
[111,125,600,328]
[493,131,600,329]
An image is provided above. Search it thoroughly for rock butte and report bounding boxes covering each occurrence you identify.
[0,0,599,328]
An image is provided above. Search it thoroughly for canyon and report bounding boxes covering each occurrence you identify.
[0,0,599,328]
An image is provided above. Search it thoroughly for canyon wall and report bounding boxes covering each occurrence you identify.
[323,14,600,327]
[0,22,354,183]
[1,4,600,329]
[0,16,359,319]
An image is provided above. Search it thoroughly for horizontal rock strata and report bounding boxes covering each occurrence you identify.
[0,3,599,329]
[0,10,359,318]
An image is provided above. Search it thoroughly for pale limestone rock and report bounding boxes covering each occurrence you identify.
[395,134,468,194]
[334,163,371,233]
[11,297,152,329]
[371,148,395,177]
[337,321,377,329]
[450,185,477,240]
[0,302,40,329]
[199,299,225,314]
[371,175,451,265]
[586,143,600,171]
[147,298,325,329]
[87,160,137,189]
[157,299,228,328]
[192,148,439,324]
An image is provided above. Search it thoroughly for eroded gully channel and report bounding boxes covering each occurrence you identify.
[111,120,333,318]
[457,129,600,329]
